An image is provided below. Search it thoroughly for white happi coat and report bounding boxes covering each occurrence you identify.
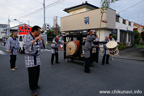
[23,34,44,68]
[51,38,63,54]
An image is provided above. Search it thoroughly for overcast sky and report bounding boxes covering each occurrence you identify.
[0,0,144,27]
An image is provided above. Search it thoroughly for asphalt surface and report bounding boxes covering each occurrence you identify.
[0,45,144,96]
[114,47,144,61]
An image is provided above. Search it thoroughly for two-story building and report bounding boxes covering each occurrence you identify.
[60,1,135,45]
[116,15,134,45]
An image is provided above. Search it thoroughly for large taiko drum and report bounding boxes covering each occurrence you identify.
[66,41,80,55]
[106,41,119,56]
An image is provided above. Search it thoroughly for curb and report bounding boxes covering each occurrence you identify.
[114,57,144,62]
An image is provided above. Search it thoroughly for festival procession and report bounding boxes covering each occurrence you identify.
[0,0,144,96]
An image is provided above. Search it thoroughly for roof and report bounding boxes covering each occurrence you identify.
[134,23,144,28]
[133,28,138,30]
[11,23,31,29]
[64,1,99,13]
[4,24,31,31]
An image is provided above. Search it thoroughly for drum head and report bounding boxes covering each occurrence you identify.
[108,48,119,56]
[66,41,77,55]
[106,41,118,49]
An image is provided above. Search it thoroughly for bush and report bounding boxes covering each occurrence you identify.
[141,31,144,41]
[112,34,117,41]
[10,34,12,37]
[134,31,141,44]
[118,44,126,50]
[47,30,56,38]
[142,41,144,45]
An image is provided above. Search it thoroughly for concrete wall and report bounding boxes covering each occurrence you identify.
[137,27,143,33]
[69,7,87,15]
[116,17,134,31]
[96,29,112,41]
[105,9,116,29]
[134,25,143,33]
[69,6,95,15]
[61,8,116,32]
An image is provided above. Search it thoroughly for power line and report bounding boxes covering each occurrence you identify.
[16,0,66,19]
[119,0,144,13]
[16,3,43,18]
[17,0,65,19]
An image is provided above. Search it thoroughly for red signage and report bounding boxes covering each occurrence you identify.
[19,24,32,35]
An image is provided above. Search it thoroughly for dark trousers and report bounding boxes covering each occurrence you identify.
[10,55,16,69]
[28,65,40,91]
[102,54,110,64]
[4,42,6,46]
[84,58,91,72]
[51,53,58,64]
[90,47,99,64]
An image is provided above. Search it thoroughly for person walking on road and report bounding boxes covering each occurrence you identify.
[51,36,63,65]
[6,31,19,71]
[23,25,45,96]
[102,36,110,65]
[2,36,7,46]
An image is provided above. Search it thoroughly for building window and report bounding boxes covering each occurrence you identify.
[129,21,131,26]
[116,15,119,22]
[123,19,126,24]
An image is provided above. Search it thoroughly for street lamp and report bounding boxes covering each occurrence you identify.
[14,19,23,34]
[7,17,10,37]
[14,19,23,25]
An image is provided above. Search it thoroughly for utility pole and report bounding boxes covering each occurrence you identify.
[43,0,46,33]
[56,16,58,35]
[43,0,47,47]
[28,20,30,26]
[8,16,10,37]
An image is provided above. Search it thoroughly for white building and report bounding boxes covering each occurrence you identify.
[4,23,31,35]
[116,15,134,45]
[0,24,8,39]
[61,2,135,45]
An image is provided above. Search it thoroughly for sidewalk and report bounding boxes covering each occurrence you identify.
[114,47,144,62]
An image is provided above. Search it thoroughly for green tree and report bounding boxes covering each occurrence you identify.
[51,25,61,35]
[100,0,119,39]
[141,31,144,41]
[134,31,141,45]
[47,29,56,38]
[10,34,12,37]
[101,0,119,10]
[113,34,117,40]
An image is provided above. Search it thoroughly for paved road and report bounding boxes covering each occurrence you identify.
[0,45,144,96]
[115,47,144,61]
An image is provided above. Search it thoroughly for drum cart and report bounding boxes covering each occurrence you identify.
[63,33,106,63]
